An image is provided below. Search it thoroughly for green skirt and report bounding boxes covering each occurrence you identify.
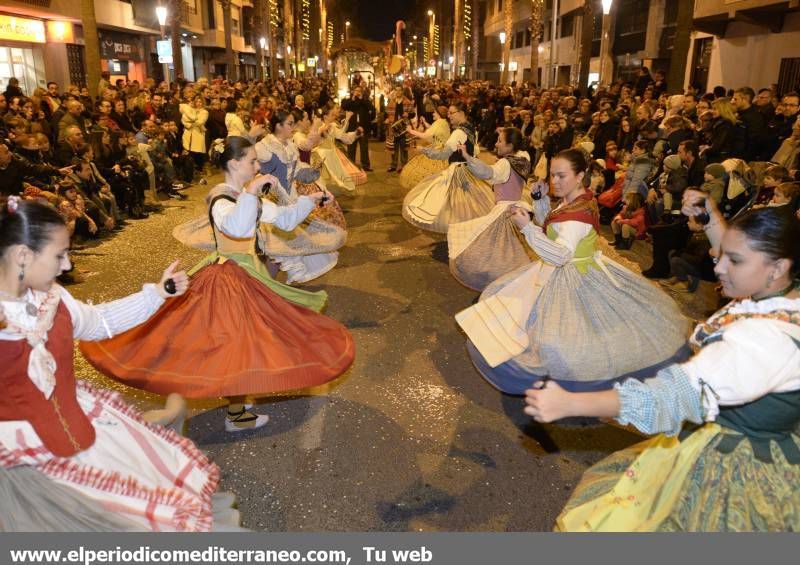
[189,251,328,313]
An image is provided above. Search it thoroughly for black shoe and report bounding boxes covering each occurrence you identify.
[642,266,669,279]
[617,236,634,250]
[610,233,623,247]
[387,167,396,172]
[362,167,373,172]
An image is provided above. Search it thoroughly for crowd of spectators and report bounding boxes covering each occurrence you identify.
[3,66,799,295]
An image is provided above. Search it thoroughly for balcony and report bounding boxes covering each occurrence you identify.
[693,0,800,36]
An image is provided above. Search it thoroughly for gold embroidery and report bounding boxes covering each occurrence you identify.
[50,396,81,452]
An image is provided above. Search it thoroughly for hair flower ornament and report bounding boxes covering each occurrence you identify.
[212,138,226,154]
[7,195,21,214]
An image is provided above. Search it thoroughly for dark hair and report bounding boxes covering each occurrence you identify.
[290,109,307,124]
[210,136,253,171]
[729,206,800,278]
[0,199,67,257]
[554,148,590,186]
[449,101,468,115]
[634,140,651,153]
[500,127,525,152]
[269,109,292,134]
[735,87,755,103]
[224,98,238,113]
[679,139,698,157]
[758,87,771,95]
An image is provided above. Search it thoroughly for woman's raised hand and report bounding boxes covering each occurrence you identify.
[245,173,278,195]
[681,188,713,218]
[157,260,189,299]
[249,123,265,139]
[507,205,531,230]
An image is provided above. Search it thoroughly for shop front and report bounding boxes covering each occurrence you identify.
[0,14,47,95]
[99,30,148,85]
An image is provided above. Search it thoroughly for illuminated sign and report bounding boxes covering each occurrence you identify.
[0,15,46,44]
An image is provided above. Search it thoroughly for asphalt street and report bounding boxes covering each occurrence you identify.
[71,148,710,531]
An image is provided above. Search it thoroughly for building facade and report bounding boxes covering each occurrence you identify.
[1,0,328,95]
[686,0,800,94]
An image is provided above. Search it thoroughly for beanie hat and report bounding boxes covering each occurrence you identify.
[579,141,595,155]
[705,163,726,179]
[663,154,682,171]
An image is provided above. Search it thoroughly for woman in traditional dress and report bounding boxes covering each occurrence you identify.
[527,200,800,531]
[313,103,367,193]
[292,109,322,165]
[456,148,688,393]
[447,127,536,291]
[81,137,355,432]
[402,101,495,233]
[0,198,241,531]
[254,110,347,284]
[400,106,451,189]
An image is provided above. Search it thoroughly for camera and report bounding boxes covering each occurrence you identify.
[693,198,710,225]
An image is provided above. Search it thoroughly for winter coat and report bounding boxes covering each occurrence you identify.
[622,154,653,197]
[180,104,209,153]
[614,206,646,237]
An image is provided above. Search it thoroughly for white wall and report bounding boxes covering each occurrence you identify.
[685,13,800,92]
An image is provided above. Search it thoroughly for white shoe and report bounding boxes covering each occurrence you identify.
[225,408,269,432]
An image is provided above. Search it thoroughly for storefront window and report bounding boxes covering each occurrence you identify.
[0,46,43,96]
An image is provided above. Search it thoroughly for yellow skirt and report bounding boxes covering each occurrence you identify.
[557,424,800,531]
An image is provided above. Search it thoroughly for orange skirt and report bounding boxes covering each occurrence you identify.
[80,261,355,398]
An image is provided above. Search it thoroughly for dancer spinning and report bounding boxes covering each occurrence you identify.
[313,103,367,192]
[528,201,800,531]
[0,198,240,531]
[402,101,494,233]
[82,137,355,432]
[456,148,688,393]
[447,127,536,291]
[400,106,451,189]
[254,110,347,283]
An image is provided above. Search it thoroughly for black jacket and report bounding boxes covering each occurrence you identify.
[0,155,59,196]
[737,105,769,161]
[341,96,374,132]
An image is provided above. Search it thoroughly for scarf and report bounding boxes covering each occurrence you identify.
[1,288,62,397]
[543,190,600,233]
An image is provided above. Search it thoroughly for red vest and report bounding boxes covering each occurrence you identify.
[0,301,96,457]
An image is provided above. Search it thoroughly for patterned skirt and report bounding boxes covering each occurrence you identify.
[260,182,348,283]
[314,146,367,192]
[402,163,495,234]
[557,424,800,531]
[457,257,689,391]
[447,201,538,291]
[399,153,450,190]
[0,382,225,531]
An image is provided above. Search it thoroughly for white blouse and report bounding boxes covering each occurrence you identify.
[210,190,315,239]
[683,297,800,420]
[0,284,164,343]
[521,219,592,266]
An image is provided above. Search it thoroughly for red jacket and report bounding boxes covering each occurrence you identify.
[614,206,646,237]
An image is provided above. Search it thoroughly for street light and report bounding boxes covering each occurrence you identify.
[499,32,506,45]
[155,5,170,85]
[259,37,266,78]
[427,10,436,77]
[599,0,613,84]
[345,20,351,42]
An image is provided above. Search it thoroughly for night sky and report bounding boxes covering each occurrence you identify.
[336,0,432,41]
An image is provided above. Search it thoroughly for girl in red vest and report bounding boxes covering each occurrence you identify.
[0,197,240,531]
